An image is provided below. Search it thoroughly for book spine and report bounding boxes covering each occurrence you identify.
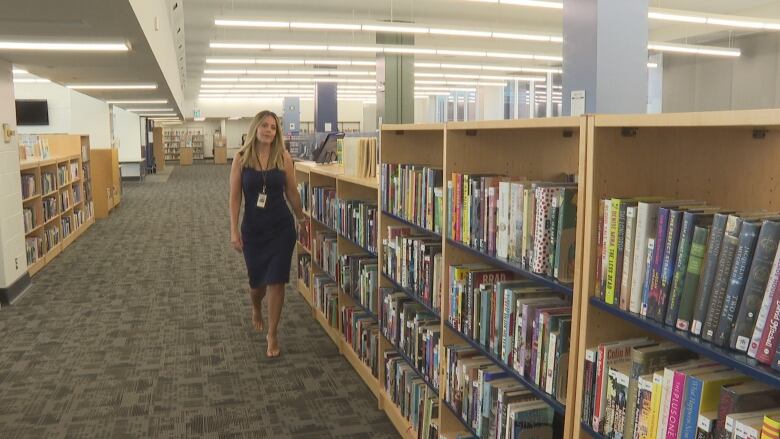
[677,226,710,331]
[665,212,697,326]
[622,206,639,311]
[647,209,670,320]
[606,199,622,305]
[655,210,683,323]
[642,239,656,317]
[750,241,780,358]
[631,204,658,315]
[524,188,536,267]
[649,372,664,439]
[635,377,653,439]
[546,331,558,394]
[702,219,742,342]
[697,415,716,439]
[597,200,607,301]
[665,370,687,439]
[532,187,556,275]
[713,221,760,347]
[584,348,597,425]
[488,186,498,256]
[497,182,510,259]
[501,290,514,364]
[680,376,703,439]
[714,387,735,439]
[615,371,630,439]
[615,202,630,310]
[692,214,730,336]
[731,221,780,351]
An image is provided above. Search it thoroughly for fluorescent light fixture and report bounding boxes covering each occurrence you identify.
[492,32,552,42]
[647,11,706,24]
[211,42,270,50]
[436,49,486,57]
[139,113,177,116]
[327,45,383,53]
[67,84,157,90]
[215,19,289,27]
[0,41,129,51]
[416,73,446,78]
[534,55,563,61]
[648,43,740,57]
[291,22,361,30]
[269,44,327,51]
[647,62,658,68]
[647,8,780,31]
[229,116,242,120]
[384,47,436,54]
[352,61,377,66]
[550,36,563,43]
[485,51,534,60]
[429,28,492,38]
[13,78,50,83]
[204,69,249,74]
[706,17,764,29]
[12,68,28,74]
[206,58,256,64]
[106,99,168,104]
[125,108,174,112]
[194,117,206,122]
[255,59,305,64]
[362,24,428,34]
[202,77,241,82]
[304,59,352,65]
[498,0,563,9]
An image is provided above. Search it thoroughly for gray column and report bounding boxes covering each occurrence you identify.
[376,33,414,125]
[562,0,649,115]
[282,97,300,132]
[314,82,338,132]
[0,59,30,301]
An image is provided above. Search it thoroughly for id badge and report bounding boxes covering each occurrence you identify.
[256,193,268,208]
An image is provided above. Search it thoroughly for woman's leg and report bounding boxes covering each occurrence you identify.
[265,283,286,357]
[249,286,266,332]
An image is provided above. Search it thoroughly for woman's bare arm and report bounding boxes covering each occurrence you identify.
[282,150,305,220]
[229,153,243,251]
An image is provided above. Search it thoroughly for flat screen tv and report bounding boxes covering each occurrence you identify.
[16,100,49,126]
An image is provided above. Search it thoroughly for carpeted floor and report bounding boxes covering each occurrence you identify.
[0,163,398,438]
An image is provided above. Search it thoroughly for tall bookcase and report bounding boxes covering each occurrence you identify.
[572,110,780,439]
[19,134,96,277]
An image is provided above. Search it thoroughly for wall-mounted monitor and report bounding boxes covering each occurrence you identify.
[15,100,49,126]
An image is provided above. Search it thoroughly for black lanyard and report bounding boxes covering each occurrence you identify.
[255,150,268,194]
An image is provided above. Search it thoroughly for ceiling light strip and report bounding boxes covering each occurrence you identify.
[0,41,129,51]
[67,84,158,90]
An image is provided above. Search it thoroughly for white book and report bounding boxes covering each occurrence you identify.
[507,182,524,262]
[600,199,613,301]
[747,246,780,357]
[497,181,511,259]
[546,331,558,395]
[629,201,659,314]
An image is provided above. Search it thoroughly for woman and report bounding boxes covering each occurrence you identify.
[229,110,306,358]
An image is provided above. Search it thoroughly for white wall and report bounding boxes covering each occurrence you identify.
[112,107,142,162]
[0,60,27,288]
[15,82,111,148]
[225,119,252,148]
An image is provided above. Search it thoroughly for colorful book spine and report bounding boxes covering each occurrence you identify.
[692,214,730,336]
[677,226,710,331]
[750,243,780,359]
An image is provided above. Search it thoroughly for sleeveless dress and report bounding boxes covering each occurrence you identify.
[241,164,296,288]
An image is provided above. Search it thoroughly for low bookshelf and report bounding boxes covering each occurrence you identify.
[574,110,780,439]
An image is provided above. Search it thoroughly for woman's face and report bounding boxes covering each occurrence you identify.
[255,115,277,145]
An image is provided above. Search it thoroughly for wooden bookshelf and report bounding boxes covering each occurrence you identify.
[18,134,96,278]
[573,109,780,439]
[91,148,120,218]
[152,127,165,172]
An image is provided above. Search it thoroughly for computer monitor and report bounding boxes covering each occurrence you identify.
[312,132,344,163]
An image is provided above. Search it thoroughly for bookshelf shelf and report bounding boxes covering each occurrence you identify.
[22,194,40,203]
[43,215,59,227]
[338,232,376,257]
[381,272,441,319]
[443,320,567,415]
[446,238,574,296]
[342,289,378,321]
[295,241,310,255]
[25,224,43,236]
[297,278,313,308]
[382,332,439,396]
[311,216,335,233]
[380,389,419,439]
[381,210,442,240]
[341,338,381,400]
[590,297,780,388]
[442,400,479,438]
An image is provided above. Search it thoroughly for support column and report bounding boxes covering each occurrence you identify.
[0,59,30,303]
[476,86,504,121]
[314,82,337,132]
[376,33,414,125]
[562,0,649,115]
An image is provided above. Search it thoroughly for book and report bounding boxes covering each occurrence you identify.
[693,214,732,336]
[716,382,780,439]
[654,207,687,322]
[593,338,650,432]
[751,247,780,360]
[604,360,631,439]
[656,360,721,439]
[621,205,639,311]
[554,187,578,283]
[647,207,672,320]
[702,215,745,342]
[731,221,780,351]
[712,221,762,347]
[584,348,598,425]
[635,374,656,439]
[677,226,711,331]
[696,411,718,439]
[679,370,750,439]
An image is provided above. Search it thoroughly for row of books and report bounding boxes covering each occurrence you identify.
[73,185,82,204]
[382,288,441,391]
[381,163,445,235]
[444,344,555,439]
[335,199,378,254]
[23,208,36,233]
[343,137,378,178]
[43,197,57,222]
[338,254,378,314]
[384,350,441,439]
[57,165,68,186]
[25,236,43,265]
[84,181,92,204]
[447,268,572,403]
[70,162,79,180]
[21,174,35,199]
[312,186,336,226]
[582,338,780,439]
[42,172,55,194]
[298,220,311,250]
[62,216,73,238]
[73,209,86,230]
[60,190,71,212]
[313,273,338,328]
[382,226,444,312]
[311,230,337,277]
[450,175,578,283]
[297,180,310,213]
[341,306,381,378]
[298,254,311,289]
[44,226,59,249]
[82,162,91,181]
[596,198,780,364]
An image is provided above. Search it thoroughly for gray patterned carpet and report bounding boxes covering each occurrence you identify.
[0,163,398,438]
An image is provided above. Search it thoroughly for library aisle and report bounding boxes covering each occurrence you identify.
[0,164,398,438]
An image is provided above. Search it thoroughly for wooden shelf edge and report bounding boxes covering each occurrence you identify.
[341,341,381,399]
[380,389,419,439]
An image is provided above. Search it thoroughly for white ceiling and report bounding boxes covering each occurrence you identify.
[0,0,180,115]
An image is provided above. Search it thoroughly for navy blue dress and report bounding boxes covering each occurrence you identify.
[241,164,296,288]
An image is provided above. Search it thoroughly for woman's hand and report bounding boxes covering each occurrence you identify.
[231,231,243,253]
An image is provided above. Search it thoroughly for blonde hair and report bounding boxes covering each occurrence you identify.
[238,110,285,170]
